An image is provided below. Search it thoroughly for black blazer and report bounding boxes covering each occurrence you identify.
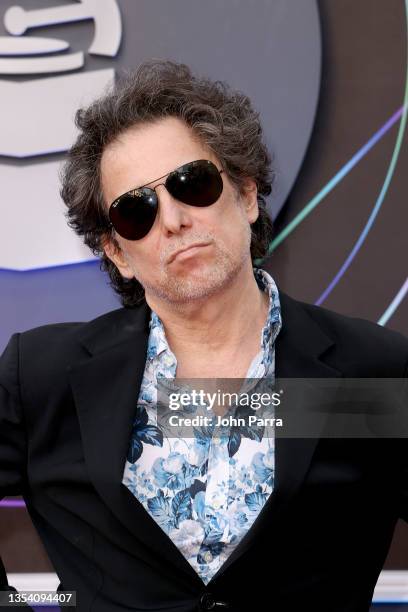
[0,291,407,612]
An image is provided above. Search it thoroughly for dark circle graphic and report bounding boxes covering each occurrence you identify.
[116,0,322,219]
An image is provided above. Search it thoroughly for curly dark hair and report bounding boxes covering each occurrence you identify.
[60,59,275,307]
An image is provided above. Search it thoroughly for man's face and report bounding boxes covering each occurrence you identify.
[101,116,259,306]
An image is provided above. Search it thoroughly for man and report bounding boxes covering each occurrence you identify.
[0,59,407,612]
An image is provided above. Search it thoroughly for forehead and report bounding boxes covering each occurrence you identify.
[100,116,218,203]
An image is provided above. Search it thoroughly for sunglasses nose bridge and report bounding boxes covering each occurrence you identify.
[155,181,181,204]
[154,182,193,233]
[153,181,166,190]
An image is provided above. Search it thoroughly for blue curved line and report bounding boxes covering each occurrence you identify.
[315,2,408,306]
[0,258,98,274]
[254,105,405,265]
[377,277,408,326]
[314,117,406,306]
[0,109,404,276]
[3,103,400,274]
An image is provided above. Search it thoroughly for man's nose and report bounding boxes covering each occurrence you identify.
[155,184,193,234]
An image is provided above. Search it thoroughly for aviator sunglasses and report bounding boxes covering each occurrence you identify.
[108,159,224,240]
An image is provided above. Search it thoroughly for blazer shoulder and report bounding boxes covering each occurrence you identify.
[18,306,128,345]
[281,292,408,376]
[9,306,136,367]
[1,307,143,400]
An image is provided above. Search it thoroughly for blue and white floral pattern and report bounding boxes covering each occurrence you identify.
[122,268,282,584]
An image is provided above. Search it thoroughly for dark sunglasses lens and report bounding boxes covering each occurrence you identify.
[166,160,223,206]
[109,189,157,240]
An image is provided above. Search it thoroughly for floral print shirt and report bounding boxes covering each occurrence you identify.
[122,268,282,584]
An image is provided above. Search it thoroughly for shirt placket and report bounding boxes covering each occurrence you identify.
[141,268,282,584]
[204,429,229,509]
[201,424,230,571]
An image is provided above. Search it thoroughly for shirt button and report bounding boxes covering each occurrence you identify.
[203,551,213,563]
[199,593,216,610]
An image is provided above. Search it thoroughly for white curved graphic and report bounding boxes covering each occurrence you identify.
[0,1,122,270]
[0,51,84,74]
[4,0,122,57]
[0,68,114,156]
[0,35,69,55]
[0,162,92,271]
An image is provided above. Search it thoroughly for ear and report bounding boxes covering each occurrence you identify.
[241,178,259,224]
[102,235,135,280]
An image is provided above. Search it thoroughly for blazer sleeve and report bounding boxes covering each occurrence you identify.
[0,333,28,598]
[398,357,408,523]
[400,463,408,523]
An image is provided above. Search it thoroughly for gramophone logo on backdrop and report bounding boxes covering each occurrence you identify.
[0,1,122,270]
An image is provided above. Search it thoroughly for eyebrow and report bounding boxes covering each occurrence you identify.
[137,167,178,189]
[115,163,185,201]
[111,159,223,206]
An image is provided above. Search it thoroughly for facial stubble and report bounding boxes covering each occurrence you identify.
[125,210,253,306]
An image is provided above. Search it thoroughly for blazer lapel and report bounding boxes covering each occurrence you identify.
[210,291,343,582]
[68,303,204,590]
[274,292,342,510]
[68,289,343,587]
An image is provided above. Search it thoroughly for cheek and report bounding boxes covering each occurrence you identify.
[125,240,161,275]
[209,194,242,229]
[224,202,250,237]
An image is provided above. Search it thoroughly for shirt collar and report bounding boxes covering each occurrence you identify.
[253,267,282,350]
[147,267,282,362]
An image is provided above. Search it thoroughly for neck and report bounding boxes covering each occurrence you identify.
[144,263,269,359]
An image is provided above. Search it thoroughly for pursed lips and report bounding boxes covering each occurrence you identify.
[168,242,210,263]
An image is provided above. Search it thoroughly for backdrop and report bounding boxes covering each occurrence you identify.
[0,0,407,600]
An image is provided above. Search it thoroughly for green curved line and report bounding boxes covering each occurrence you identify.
[256,0,408,265]
[314,1,408,304]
